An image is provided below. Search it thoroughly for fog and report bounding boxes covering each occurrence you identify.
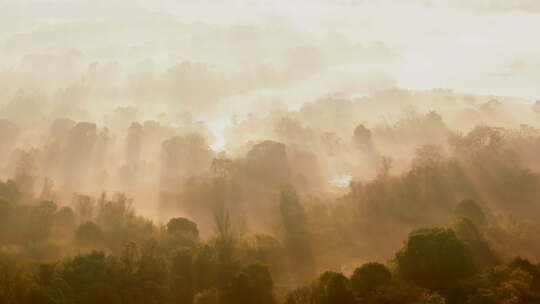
[1,1,540,304]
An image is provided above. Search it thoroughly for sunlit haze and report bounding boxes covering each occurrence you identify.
[1,1,540,303]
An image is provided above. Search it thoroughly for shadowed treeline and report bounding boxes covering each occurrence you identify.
[3,94,540,302]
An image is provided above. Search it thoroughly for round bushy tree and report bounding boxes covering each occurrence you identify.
[395,228,475,293]
[351,262,391,295]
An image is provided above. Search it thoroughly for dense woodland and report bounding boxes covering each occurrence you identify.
[2,91,540,303]
[3,1,540,302]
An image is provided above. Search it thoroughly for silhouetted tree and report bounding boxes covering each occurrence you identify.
[395,228,475,294]
[351,262,392,295]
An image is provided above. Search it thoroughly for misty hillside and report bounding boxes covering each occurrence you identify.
[2,1,540,304]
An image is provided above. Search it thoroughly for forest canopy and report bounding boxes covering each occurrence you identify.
[2,0,540,303]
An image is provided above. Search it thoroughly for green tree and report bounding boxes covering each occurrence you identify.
[0,180,21,204]
[170,248,196,304]
[225,263,274,304]
[352,124,372,149]
[453,218,499,269]
[26,201,58,241]
[75,221,103,246]
[279,186,313,280]
[509,257,540,290]
[285,286,315,304]
[60,251,122,304]
[454,199,487,227]
[395,228,475,293]
[466,265,539,304]
[167,217,199,237]
[0,199,14,243]
[313,271,355,304]
[351,262,392,295]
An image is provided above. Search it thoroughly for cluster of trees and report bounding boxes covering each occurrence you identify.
[0,168,313,303]
[3,90,540,303]
[3,178,540,304]
[0,180,276,304]
[287,228,540,304]
[2,166,540,304]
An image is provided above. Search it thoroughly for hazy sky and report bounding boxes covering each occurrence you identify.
[1,0,539,105]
